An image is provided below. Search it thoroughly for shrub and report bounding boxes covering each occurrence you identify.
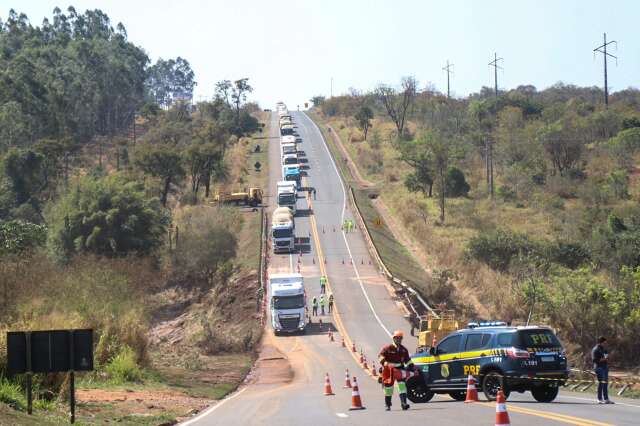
[445,167,470,197]
[497,185,517,202]
[545,241,590,269]
[0,220,47,255]
[466,230,538,271]
[47,173,169,261]
[171,206,240,287]
[105,346,143,384]
[0,377,26,411]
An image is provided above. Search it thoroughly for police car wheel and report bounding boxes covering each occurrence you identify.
[406,376,434,403]
[531,385,559,403]
[482,371,510,401]
[448,391,467,401]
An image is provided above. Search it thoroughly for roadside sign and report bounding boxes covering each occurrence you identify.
[7,329,93,423]
[373,217,383,227]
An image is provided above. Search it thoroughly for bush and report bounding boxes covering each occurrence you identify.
[445,167,470,197]
[497,185,517,202]
[47,173,169,261]
[466,230,538,271]
[545,241,590,269]
[105,346,143,384]
[171,206,240,287]
[0,377,26,411]
[0,220,47,255]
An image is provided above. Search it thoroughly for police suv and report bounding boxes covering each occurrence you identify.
[406,322,569,403]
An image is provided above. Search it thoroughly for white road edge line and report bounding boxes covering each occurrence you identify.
[558,394,640,408]
[179,387,248,425]
[301,112,392,337]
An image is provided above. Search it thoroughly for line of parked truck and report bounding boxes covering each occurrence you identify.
[269,102,307,335]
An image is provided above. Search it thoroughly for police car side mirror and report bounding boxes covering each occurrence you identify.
[429,346,436,355]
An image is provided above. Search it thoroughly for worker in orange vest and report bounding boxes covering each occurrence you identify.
[379,330,413,411]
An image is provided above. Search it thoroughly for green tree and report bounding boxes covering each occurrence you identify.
[355,106,373,140]
[146,57,196,107]
[310,95,325,107]
[400,138,434,198]
[134,143,185,206]
[1,148,44,206]
[375,76,417,138]
[47,173,168,260]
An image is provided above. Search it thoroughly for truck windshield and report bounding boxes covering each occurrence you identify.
[273,228,292,238]
[273,294,305,309]
[281,128,294,136]
[278,194,296,205]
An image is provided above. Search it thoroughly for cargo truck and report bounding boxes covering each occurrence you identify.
[282,165,301,187]
[277,181,297,213]
[281,142,296,156]
[272,206,295,253]
[280,124,294,136]
[270,273,306,334]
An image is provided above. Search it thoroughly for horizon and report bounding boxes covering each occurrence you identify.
[6,1,639,108]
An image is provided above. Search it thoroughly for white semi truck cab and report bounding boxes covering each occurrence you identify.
[270,273,306,334]
[277,181,297,213]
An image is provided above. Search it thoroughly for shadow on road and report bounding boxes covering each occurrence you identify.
[305,319,337,335]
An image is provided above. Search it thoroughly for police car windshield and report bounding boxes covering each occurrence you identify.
[273,294,305,309]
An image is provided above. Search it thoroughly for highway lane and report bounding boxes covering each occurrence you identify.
[181,111,640,425]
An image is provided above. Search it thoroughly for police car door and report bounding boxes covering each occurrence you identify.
[460,333,491,386]
[431,334,463,390]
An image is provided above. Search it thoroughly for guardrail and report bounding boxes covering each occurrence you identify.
[347,187,438,319]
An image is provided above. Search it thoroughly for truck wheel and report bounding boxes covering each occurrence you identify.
[482,371,510,401]
[531,385,559,402]
[406,376,434,403]
[449,391,467,401]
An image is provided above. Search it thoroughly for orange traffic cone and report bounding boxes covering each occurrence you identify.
[363,356,368,370]
[343,369,352,388]
[319,318,323,331]
[349,377,366,410]
[495,390,511,426]
[341,337,346,348]
[359,349,364,364]
[431,335,437,347]
[324,373,334,396]
[352,342,357,353]
[371,362,377,376]
[464,374,479,403]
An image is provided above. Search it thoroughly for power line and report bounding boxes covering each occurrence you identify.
[593,32,617,108]
[488,52,503,98]
[442,60,454,99]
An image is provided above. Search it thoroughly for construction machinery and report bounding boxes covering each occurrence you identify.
[415,310,459,353]
[213,187,263,207]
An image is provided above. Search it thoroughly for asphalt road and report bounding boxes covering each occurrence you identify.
[181,111,640,426]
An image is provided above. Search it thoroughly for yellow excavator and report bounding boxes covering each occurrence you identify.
[415,310,459,353]
[213,187,263,207]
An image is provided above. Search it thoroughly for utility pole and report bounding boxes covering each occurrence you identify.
[487,52,503,200]
[488,52,503,97]
[593,32,617,108]
[442,60,454,99]
[330,77,333,98]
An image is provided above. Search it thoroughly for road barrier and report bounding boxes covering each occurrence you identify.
[465,374,479,403]
[495,390,511,426]
[349,377,366,410]
[324,373,335,396]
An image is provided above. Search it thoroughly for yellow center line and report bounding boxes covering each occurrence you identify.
[477,401,613,426]
[302,176,374,377]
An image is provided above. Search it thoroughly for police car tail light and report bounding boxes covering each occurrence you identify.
[506,347,530,359]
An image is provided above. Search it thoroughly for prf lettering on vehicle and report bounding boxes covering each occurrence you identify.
[463,365,480,375]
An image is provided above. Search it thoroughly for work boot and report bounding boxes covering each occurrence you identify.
[400,394,410,410]
[385,396,392,411]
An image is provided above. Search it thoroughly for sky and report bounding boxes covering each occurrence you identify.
[5,1,639,109]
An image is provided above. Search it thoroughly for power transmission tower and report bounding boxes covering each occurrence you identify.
[486,52,503,200]
[488,52,503,98]
[593,32,617,108]
[442,60,454,99]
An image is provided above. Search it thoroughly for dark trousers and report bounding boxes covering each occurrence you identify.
[595,366,609,401]
[312,306,318,316]
[328,302,333,313]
